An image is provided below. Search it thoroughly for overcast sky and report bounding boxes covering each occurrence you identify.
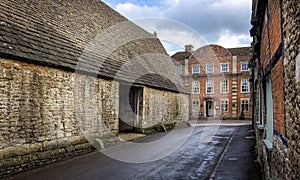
[102,0,252,55]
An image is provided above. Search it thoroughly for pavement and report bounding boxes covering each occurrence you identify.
[6,120,262,180]
[210,123,262,180]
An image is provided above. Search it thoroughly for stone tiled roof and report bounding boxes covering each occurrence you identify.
[0,0,187,93]
[227,47,251,57]
[172,45,251,61]
[171,51,192,61]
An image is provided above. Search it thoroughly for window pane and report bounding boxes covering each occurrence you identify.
[177,65,182,74]
[241,79,249,92]
[221,80,228,93]
[206,80,214,93]
[192,65,200,73]
[241,63,249,71]
[220,64,229,72]
[241,100,249,112]
[192,100,199,112]
[221,100,228,112]
[192,81,199,93]
[206,64,214,73]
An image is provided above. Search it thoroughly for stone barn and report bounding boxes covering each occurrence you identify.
[0,0,189,176]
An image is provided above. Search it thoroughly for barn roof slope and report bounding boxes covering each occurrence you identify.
[0,0,187,93]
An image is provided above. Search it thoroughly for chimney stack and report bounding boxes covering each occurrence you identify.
[185,45,194,52]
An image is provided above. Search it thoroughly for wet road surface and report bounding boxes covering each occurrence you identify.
[10,124,244,180]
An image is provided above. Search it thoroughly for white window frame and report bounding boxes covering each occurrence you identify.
[206,64,214,73]
[220,79,229,93]
[220,99,229,112]
[192,99,200,112]
[263,77,273,151]
[241,62,249,71]
[177,65,182,74]
[257,89,264,130]
[220,63,229,72]
[192,64,200,74]
[241,79,249,93]
[192,81,200,94]
[206,80,214,94]
[241,99,249,112]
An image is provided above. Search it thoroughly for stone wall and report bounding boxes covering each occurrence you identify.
[142,87,189,128]
[0,58,119,176]
[0,57,190,177]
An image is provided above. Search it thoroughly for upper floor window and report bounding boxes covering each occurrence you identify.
[220,80,228,93]
[241,79,249,92]
[177,65,182,74]
[192,64,200,74]
[241,62,249,71]
[206,80,214,94]
[206,64,214,73]
[192,81,200,94]
[220,63,229,72]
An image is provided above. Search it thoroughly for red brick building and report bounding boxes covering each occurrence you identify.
[172,45,252,119]
[250,0,300,178]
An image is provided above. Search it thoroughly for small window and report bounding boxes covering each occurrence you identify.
[192,81,200,94]
[206,80,214,94]
[206,64,214,73]
[264,77,273,150]
[241,99,249,112]
[241,79,249,92]
[296,53,300,83]
[192,99,199,112]
[220,63,229,72]
[220,80,228,93]
[241,62,249,71]
[192,64,200,74]
[257,89,264,129]
[177,65,182,74]
[220,99,228,112]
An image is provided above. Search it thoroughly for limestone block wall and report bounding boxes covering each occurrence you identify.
[0,58,119,176]
[142,87,189,128]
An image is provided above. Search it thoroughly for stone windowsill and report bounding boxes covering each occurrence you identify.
[263,139,273,151]
[257,124,265,131]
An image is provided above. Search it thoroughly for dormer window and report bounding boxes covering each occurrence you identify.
[192,64,200,74]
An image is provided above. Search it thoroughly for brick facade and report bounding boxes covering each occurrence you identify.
[250,0,300,178]
[172,45,252,119]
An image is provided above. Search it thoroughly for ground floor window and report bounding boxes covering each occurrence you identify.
[192,99,199,112]
[241,99,249,112]
[264,77,273,150]
[220,99,228,112]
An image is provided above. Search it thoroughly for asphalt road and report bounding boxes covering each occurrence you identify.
[10,123,245,180]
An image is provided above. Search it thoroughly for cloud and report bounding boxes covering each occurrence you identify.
[116,3,162,19]
[215,30,252,48]
[164,0,252,42]
[105,0,252,53]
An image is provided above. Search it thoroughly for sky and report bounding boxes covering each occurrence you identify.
[102,0,252,55]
